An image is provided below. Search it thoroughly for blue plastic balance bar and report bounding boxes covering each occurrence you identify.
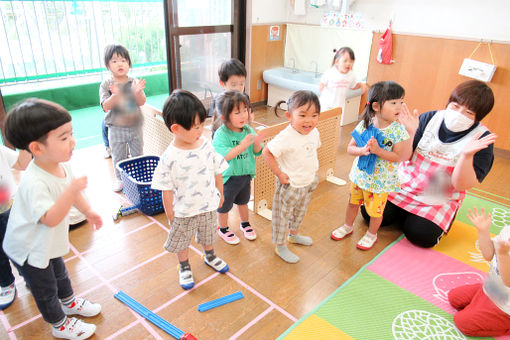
[114,291,184,339]
[197,291,244,312]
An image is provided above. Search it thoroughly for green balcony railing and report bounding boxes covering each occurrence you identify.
[0,0,167,85]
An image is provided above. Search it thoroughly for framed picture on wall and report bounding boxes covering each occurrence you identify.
[269,25,280,41]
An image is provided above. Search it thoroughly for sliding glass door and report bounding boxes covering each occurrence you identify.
[164,0,245,103]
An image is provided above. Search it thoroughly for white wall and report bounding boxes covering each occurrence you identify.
[285,24,372,79]
[251,0,287,24]
[351,0,510,42]
[252,0,510,42]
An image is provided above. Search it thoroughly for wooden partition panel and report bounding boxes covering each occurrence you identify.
[249,24,287,103]
[253,107,342,215]
[367,32,510,151]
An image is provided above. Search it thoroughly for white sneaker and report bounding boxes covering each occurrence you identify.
[103,146,111,159]
[112,179,123,192]
[204,256,229,273]
[62,297,101,317]
[357,232,377,250]
[331,225,353,241]
[0,284,16,310]
[179,269,194,290]
[52,317,96,340]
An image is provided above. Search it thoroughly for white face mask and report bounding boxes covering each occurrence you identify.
[443,108,474,132]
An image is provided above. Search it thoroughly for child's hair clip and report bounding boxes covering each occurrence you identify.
[366,101,371,105]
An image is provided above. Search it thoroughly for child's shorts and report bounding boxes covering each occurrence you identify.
[349,183,388,218]
[164,211,217,253]
[217,175,251,213]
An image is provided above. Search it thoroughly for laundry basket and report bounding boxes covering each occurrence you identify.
[116,155,163,216]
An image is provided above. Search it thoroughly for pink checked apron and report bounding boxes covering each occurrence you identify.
[388,110,487,232]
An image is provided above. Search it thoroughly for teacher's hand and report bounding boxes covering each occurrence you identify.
[462,132,497,156]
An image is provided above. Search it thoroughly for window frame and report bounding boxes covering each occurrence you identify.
[163,0,246,91]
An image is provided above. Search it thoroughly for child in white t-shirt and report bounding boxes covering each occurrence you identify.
[448,207,510,337]
[2,98,103,340]
[0,145,31,310]
[262,90,321,263]
[319,46,368,111]
[151,90,229,290]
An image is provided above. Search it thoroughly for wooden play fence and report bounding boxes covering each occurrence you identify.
[140,104,344,220]
[253,107,344,220]
[141,104,174,156]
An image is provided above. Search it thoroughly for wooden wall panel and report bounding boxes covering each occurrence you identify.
[367,33,510,151]
[249,24,287,103]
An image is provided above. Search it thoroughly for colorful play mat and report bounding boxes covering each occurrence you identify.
[278,192,510,340]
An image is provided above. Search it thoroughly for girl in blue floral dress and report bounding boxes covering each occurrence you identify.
[331,81,417,250]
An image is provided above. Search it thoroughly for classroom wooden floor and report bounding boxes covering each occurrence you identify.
[1,106,509,339]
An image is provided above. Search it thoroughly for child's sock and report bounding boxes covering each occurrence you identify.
[240,221,251,229]
[53,316,67,330]
[288,234,313,246]
[219,226,229,234]
[275,244,299,263]
[61,295,75,307]
[179,260,191,272]
[204,249,216,262]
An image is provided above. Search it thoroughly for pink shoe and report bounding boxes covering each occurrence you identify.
[240,224,257,240]
[217,227,240,245]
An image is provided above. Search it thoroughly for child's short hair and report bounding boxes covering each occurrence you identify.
[273,90,321,116]
[362,81,405,128]
[162,89,207,130]
[218,59,247,83]
[331,47,355,66]
[447,80,494,121]
[5,98,72,151]
[104,44,132,68]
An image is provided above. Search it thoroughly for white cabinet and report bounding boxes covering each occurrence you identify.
[341,96,361,126]
[267,84,292,109]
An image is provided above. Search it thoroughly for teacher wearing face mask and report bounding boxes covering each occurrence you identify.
[361,80,497,248]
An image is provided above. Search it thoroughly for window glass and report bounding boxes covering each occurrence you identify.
[179,33,231,100]
[177,0,231,27]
